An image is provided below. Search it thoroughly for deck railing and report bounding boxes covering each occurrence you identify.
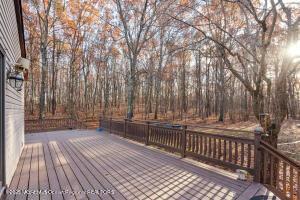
[257,139,300,199]
[100,117,300,200]
[101,117,255,173]
[148,124,183,153]
[126,120,147,142]
[185,130,255,174]
[25,118,86,133]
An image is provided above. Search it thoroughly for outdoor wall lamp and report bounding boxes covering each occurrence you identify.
[7,57,30,91]
[7,70,24,91]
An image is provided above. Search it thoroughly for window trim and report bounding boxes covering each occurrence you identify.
[0,44,6,188]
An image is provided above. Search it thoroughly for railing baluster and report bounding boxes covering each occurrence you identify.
[155,128,157,143]
[263,151,268,184]
[181,125,187,158]
[161,129,164,145]
[235,142,238,164]
[175,131,178,148]
[297,171,300,200]
[218,138,222,160]
[290,167,293,200]
[188,133,191,152]
[160,129,163,144]
[223,140,226,162]
[171,131,174,147]
[204,136,207,155]
[192,133,195,153]
[165,129,167,145]
[208,137,212,157]
[240,143,244,167]
[145,122,150,145]
[169,130,172,147]
[213,138,216,158]
[167,130,170,146]
[164,129,167,145]
[276,159,280,189]
[195,134,199,154]
[283,162,287,195]
[178,132,181,149]
[229,141,232,163]
[175,132,178,149]
[173,131,175,147]
[247,144,251,168]
[162,129,165,144]
[162,129,164,144]
[158,128,160,144]
[167,130,169,146]
[155,128,158,143]
[175,131,178,149]
[155,127,157,142]
[270,155,274,186]
[200,136,203,155]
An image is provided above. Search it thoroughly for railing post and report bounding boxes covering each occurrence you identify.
[145,121,150,145]
[181,125,187,158]
[99,116,101,128]
[110,117,112,133]
[254,126,263,182]
[124,118,127,138]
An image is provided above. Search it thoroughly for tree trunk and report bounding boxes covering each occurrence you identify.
[218,59,225,122]
[39,42,47,119]
[127,56,137,119]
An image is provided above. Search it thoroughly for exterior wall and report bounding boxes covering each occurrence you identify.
[0,0,24,186]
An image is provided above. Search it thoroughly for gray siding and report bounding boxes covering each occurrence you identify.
[0,0,24,186]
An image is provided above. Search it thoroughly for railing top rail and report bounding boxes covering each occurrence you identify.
[127,121,147,126]
[100,117,253,133]
[100,117,124,120]
[141,120,253,133]
[126,118,154,122]
[103,117,255,142]
[25,117,73,122]
[260,140,300,169]
[149,124,184,131]
[111,120,124,123]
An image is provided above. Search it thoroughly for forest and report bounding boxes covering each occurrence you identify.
[23,0,300,147]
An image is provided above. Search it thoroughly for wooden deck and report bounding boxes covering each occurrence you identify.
[6,130,279,200]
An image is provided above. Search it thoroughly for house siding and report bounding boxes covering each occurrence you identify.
[0,0,24,186]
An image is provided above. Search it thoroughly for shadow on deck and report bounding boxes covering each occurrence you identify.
[6,130,278,200]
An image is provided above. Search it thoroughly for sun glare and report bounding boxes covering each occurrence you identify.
[287,41,300,58]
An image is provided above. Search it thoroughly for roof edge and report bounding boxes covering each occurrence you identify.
[13,0,26,58]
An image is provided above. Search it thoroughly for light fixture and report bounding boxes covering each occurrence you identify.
[7,70,24,91]
[6,57,30,91]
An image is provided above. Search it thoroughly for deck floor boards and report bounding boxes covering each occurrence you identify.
[43,142,64,200]
[15,145,33,200]
[62,141,122,200]
[37,143,51,200]
[6,130,279,200]
[6,146,28,200]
